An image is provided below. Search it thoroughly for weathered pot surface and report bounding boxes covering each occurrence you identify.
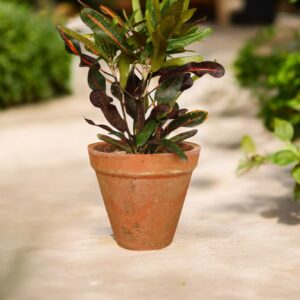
[88,142,201,251]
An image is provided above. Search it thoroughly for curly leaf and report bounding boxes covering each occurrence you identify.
[160,139,187,160]
[90,90,127,132]
[170,129,197,143]
[164,110,208,135]
[157,61,225,79]
[88,65,106,90]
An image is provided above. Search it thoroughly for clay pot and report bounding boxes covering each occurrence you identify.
[88,142,200,251]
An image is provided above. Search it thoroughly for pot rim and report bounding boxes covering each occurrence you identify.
[88,141,201,158]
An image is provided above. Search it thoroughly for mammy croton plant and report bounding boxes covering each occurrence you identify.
[57,0,225,159]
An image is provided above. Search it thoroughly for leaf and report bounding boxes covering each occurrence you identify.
[132,0,143,24]
[162,55,203,68]
[77,0,102,11]
[237,155,265,175]
[149,104,171,120]
[81,8,132,56]
[135,101,146,133]
[294,184,300,202]
[136,119,157,147]
[292,164,300,184]
[97,134,132,152]
[169,129,197,143]
[157,61,225,79]
[151,28,168,72]
[90,90,127,132]
[268,150,299,166]
[155,75,185,105]
[145,0,161,35]
[274,118,294,142]
[180,73,193,91]
[164,110,208,135]
[118,54,131,89]
[167,27,212,51]
[241,135,256,155]
[100,5,125,26]
[88,64,106,90]
[85,118,127,141]
[57,25,104,57]
[160,139,187,160]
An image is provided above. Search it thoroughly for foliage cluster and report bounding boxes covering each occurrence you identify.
[239,119,300,201]
[0,2,71,108]
[57,0,225,159]
[234,28,300,137]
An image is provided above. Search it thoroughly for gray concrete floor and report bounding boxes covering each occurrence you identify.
[1,26,300,300]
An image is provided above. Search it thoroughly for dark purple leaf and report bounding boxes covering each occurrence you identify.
[90,90,127,132]
[180,73,193,91]
[149,104,170,120]
[156,61,225,80]
[88,65,106,90]
[135,101,145,133]
[79,54,99,68]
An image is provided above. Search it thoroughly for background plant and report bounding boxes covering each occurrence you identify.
[0,2,71,108]
[234,28,300,138]
[57,0,224,159]
[238,118,300,202]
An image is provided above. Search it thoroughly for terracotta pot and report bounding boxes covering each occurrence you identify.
[88,142,201,251]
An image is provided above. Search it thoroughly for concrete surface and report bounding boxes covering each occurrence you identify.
[1,26,300,300]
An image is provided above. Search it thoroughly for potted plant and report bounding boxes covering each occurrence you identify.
[57,0,225,250]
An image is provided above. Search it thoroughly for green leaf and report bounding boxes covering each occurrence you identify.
[136,119,157,147]
[81,8,131,56]
[160,139,187,160]
[164,110,208,135]
[162,55,203,68]
[167,27,212,51]
[155,75,184,105]
[151,28,168,72]
[88,65,106,90]
[241,135,256,155]
[118,54,131,89]
[57,25,104,58]
[169,129,197,143]
[274,118,294,142]
[97,134,132,152]
[292,164,300,184]
[132,0,143,24]
[145,0,161,35]
[293,183,300,202]
[268,150,299,166]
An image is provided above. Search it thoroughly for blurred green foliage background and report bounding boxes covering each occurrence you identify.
[0,1,71,109]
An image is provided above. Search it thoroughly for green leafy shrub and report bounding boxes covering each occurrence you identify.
[0,2,71,108]
[234,28,300,137]
[238,119,300,201]
[57,0,224,159]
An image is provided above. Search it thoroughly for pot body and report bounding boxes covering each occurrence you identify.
[88,142,200,251]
